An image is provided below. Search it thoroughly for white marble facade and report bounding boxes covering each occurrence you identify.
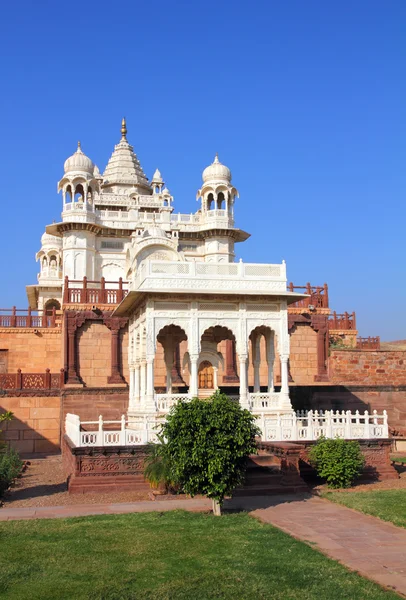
[30,119,304,415]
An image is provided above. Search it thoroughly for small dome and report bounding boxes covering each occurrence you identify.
[142,226,168,239]
[202,154,231,183]
[64,142,94,175]
[162,187,171,196]
[41,232,62,248]
[151,168,163,183]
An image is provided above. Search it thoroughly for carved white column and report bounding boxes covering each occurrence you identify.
[166,361,173,394]
[145,357,155,411]
[134,362,140,404]
[239,355,249,409]
[140,360,146,404]
[266,333,275,393]
[190,354,198,397]
[280,355,289,394]
[213,366,218,390]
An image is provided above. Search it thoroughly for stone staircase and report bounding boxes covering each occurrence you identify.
[234,452,309,496]
[198,389,214,399]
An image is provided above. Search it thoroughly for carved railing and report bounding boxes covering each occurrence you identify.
[0,369,65,390]
[288,283,329,309]
[0,307,58,328]
[356,336,381,350]
[328,311,356,330]
[259,409,388,442]
[63,277,129,305]
[66,408,389,448]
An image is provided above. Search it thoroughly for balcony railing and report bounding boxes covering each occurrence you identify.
[328,311,357,330]
[356,336,381,350]
[132,260,286,294]
[0,307,59,328]
[0,369,65,390]
[63,277,129,305]
[288,283,329,309]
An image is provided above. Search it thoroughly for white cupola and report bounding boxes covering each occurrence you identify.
[202,154,232,184]
[58,142,100,206]
[197,154,239,218]
[64,142,94,175]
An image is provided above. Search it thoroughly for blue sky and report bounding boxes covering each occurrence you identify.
[0,1,404,339]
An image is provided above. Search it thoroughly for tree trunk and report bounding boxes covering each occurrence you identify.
[212,498,222,516]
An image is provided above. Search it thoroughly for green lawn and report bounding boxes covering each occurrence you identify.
[0,511,399,600]
[323,489,406,529]
[391,456,406,464]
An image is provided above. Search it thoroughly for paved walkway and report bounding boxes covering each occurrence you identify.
[252,495,406,597]
[1,494,406,596]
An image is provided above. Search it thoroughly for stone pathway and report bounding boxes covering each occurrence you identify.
[1,493,406,596]
[252,495,406,597]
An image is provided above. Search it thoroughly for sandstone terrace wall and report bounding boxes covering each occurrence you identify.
[330,350,406,385]
[0,329,62,372]
[0,395,61,455]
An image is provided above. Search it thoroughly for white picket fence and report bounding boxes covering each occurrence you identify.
[65,409,389,448]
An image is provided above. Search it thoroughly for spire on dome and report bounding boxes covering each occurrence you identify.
[102,118,152,194]
[121,117,127,140]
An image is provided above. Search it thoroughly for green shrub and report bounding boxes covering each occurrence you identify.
[143,434,177,492]
[0,447,23,495]
[308,437,365,489]
[161,391,260,514]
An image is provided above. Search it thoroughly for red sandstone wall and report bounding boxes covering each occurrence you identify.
[330,350,406,385]
[0,395,61,454]
[0,329,62,372]
[289,325,318,384]
[77,322,113,387]
[62,391,129,423]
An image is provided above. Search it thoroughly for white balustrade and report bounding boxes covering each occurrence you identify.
[65,409,389,448]
[155,393,189,412]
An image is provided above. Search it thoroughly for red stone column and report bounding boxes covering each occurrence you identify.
[66,327,81,384]
[223,339,239,383]
[104,317,128,384]
[108,326,124,384]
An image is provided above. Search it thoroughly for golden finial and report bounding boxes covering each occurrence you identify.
[121,117,127,139]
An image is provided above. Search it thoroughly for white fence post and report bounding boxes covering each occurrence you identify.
[363,410,370,438]
[344,410,351,439]
[98,414,103,445]
[383,410,389,437]
[307,410,314,440]
[120,414,126,445]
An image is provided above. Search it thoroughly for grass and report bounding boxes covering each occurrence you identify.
[0,511,400,600]
[391,456,406,464]
[323,489,406,529]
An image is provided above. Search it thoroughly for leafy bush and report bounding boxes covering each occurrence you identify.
[308,437,365,489]
[0,447,23,495]
[143,434,177,493]
[160,391,260,514]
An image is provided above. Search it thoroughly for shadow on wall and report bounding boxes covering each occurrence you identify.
[290,386,372,413]
[0,402,61,457]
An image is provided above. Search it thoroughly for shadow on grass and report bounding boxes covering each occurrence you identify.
[223,492,313,513]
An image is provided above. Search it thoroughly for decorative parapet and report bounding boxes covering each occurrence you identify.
[0,369,65,391]
[63,277,129,305]
[131,260,287,296]
[0,307,59,328]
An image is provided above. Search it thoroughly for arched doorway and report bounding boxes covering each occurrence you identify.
[44,299,61,315]
[198,361,214,389]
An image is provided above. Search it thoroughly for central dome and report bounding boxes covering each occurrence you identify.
[202,154,231,183]
[64,142,94,175]
[142,226,168,239]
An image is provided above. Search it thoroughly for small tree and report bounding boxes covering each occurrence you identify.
[161,392,260,515]
[0,411,23,496]
[308,437,365,489]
